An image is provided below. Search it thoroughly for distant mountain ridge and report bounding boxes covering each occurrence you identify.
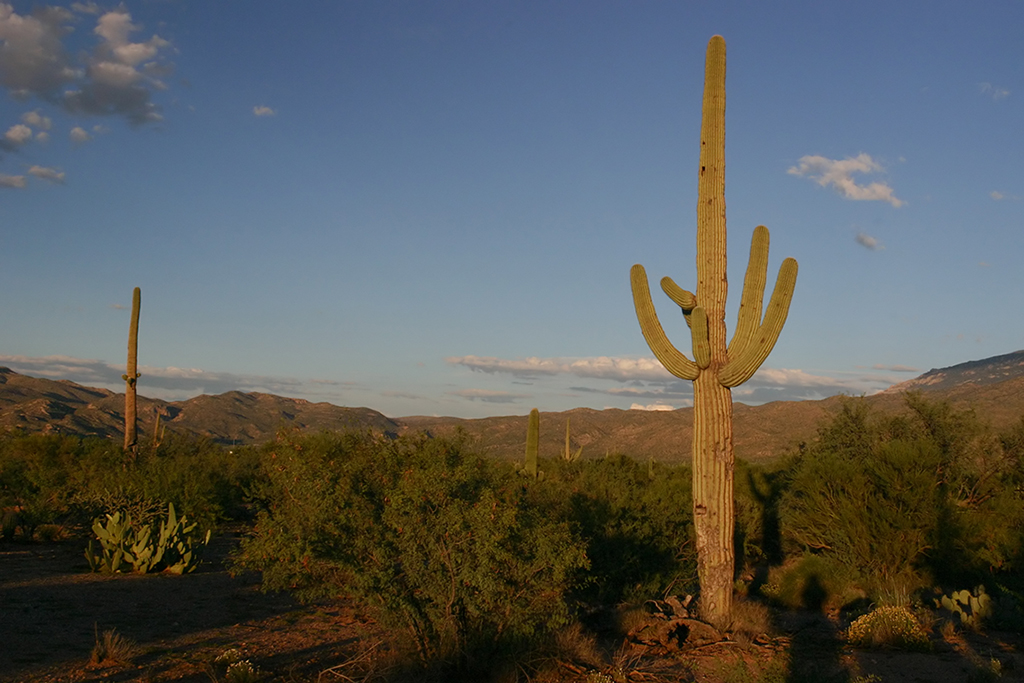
[0,367,400,445]
[2,350,1023,462]
[883,349,1024,393]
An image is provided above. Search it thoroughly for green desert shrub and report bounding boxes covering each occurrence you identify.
[233,431,589,671]
[758,554,863,612]
[538,454,698,604]
[0,432,257,537]
[780,396,1024,603]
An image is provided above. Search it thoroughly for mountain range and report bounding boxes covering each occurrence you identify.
[2,350,1023,463]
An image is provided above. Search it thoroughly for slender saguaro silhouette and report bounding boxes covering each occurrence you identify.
[630,35,798,626]
[123,287,141,454]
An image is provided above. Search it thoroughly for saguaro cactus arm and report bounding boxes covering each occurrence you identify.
[630,265,699,380]
[727,226,770,358]
[718,256,798,387]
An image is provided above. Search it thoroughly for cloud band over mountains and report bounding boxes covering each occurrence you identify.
[447,354,903,407]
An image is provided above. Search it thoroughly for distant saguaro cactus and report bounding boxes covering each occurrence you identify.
[629,36,798,626]
[524,408,540,478]
[563,418,583,463]
[122,287,141,454]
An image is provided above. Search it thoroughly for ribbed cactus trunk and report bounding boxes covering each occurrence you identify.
[630,36,798,627]
[692,35,735,625]
[123,287,141,454]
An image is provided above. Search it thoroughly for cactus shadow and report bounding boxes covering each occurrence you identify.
[769,573,851,683]
[0,533,300,679]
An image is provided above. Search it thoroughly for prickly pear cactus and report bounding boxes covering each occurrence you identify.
[85,502,209,574]
[938,586,993,629]
[629,35,798,627]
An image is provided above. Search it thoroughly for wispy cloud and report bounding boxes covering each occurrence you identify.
[448,388,530,404]
[253,105,275,117]
[447,355,672,381]
[979,82,1010,101]
[869,364,919,373]
[0,173,25,188]
[788,153,903,207]
[0,354,358,403]
[27,165,64,183]
[450,354,903,406]
[855,232,884,251]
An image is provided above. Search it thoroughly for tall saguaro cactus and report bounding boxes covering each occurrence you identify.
[123,287,141,454]
[630,36,798,627]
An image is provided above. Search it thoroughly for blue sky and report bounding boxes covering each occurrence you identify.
[0,1,1021,418]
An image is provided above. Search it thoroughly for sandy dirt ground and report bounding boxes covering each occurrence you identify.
[2,533,1022,683]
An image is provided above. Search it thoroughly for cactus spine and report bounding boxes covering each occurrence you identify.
[122,287,141,454]
[629,36,798,627]
[524,408,540,478]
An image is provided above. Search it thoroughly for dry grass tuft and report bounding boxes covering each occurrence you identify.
[89,627,140,667]
[728,597,774,646]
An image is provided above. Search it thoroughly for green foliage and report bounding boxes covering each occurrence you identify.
[0,432,259,537]
[758,554,863,612]
[780,395,1024,602]
[540,454,698,604]
[846,605,930,651]
[85,501,210,574]
[524,408,540,478]
[233,432,588,669]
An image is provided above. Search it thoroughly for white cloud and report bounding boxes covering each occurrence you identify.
[21,109,51,130]
[0,354,342,402]
[27,164,64,183]
[71,3,101,15]
[35,130,49,143]
[0,5,172,126]
[89,60,142,87]
[69,126,91,143]
[253,105,275,117]
[449,353,907,406]
[991,191,1004,200]
[630,403,676,411]
[447,355,673,381]
[4,122,32,145]
[855,232,884,251]
[788,153,904,207]
[0,4,79,94]
[0,173,25,188]
[979,82,1010,101]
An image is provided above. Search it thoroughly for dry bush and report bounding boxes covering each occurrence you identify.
[89,628,140,667]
